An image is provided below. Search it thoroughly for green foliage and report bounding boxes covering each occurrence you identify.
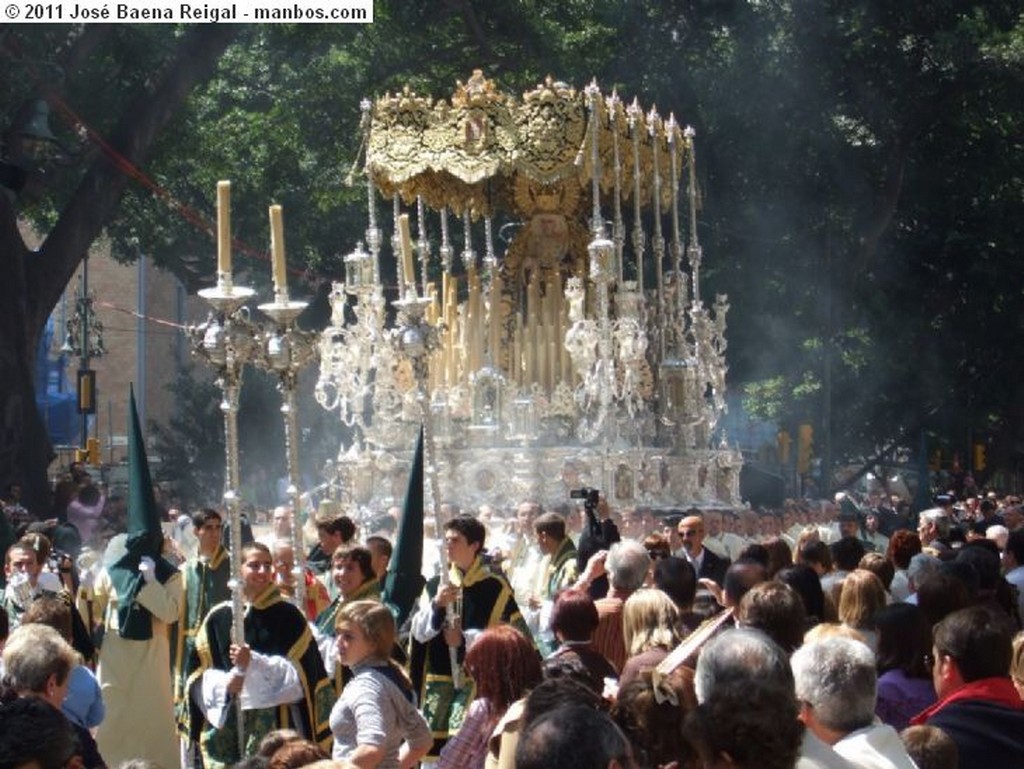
[6,1,1024,486]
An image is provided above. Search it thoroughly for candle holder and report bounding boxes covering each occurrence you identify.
[187,280,259,752]
[387,294,461,685]
[255,294,318,607]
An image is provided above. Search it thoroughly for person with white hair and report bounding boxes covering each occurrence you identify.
[917,508,952,552]
[591,540,650,672]
[986,524,1009,552]
[792,636,917,769]
[693,627,854,769]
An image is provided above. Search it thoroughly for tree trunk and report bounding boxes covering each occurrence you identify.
[0,25,238,518]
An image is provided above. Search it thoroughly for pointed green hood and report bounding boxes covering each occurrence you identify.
[382,426,426,626]
[108,385,177,640]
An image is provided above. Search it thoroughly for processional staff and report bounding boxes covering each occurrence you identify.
[190,180,257,752]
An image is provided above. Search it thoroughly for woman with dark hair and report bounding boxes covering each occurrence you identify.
[0,696,82,769]
[761,537,793,578]
[437,625,541,769]
[887,530,922,601]
[612,668,698,769]
[776,564,828,626]
[874,603,936,730]
[548,589,618,692]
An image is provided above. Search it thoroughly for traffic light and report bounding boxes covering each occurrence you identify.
[973,442,987,472]
[87,437,101,466]
[777,430,792,464]
[797,423,813,474]
[77,369,96,414]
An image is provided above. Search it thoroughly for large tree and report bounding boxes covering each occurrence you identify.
[1,25,237,512]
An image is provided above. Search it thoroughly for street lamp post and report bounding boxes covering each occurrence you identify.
[62,252,105,452]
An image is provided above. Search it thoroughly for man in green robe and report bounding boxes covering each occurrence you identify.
[183,542,335,769]
[409,514,530,759]
[170,508,232,765]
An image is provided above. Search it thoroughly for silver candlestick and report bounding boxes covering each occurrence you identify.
[188,279,257,754]
[255,295,318,610]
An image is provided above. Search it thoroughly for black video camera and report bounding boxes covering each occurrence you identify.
[572,487,620,581]
[569,487,601,510]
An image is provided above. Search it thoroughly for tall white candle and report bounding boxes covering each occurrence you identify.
[269,204,287,295]
[217,181,231,278]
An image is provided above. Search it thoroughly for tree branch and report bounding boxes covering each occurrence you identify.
[27,24,238,332]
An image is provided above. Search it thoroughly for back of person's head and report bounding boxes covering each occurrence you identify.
[268,739,329,769]
[791,636,876,735]
[933,605,1015,683]
[887,530,923,570]
[916,572,971,628]
[652,556,697,610]
[464,624,542,714]
[723,558,767,606]
[857,552,895,591]
[776,564,827,625]
[694,627,791,704]
[938,560,980,601]
[257,728,303,758]
[837,569,887,630]
[737,581,807,654]
[830,536,867,572]
[0,696,79,769]
[517,704,634,769]
[799,540,832,571]
[875,603,931,679]
[684,678,802,769]
[534,512,567,541]
[1,623,78,695]
[364,534,393,559]
[899,725,958,769]
[761,537,793,577]
[606,540,651,592]
[550,589,600,643]
[907,552,941,588]
[955,542,1001,593]
[612,669,698,769]
[20,595,72,642]
[736,543,769,568]
[622,588,682,656]
[523,673,605,726]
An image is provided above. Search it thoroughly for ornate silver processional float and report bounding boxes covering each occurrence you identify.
[315,72,741,515]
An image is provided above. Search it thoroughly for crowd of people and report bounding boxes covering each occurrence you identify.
[4,466,1024,769]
